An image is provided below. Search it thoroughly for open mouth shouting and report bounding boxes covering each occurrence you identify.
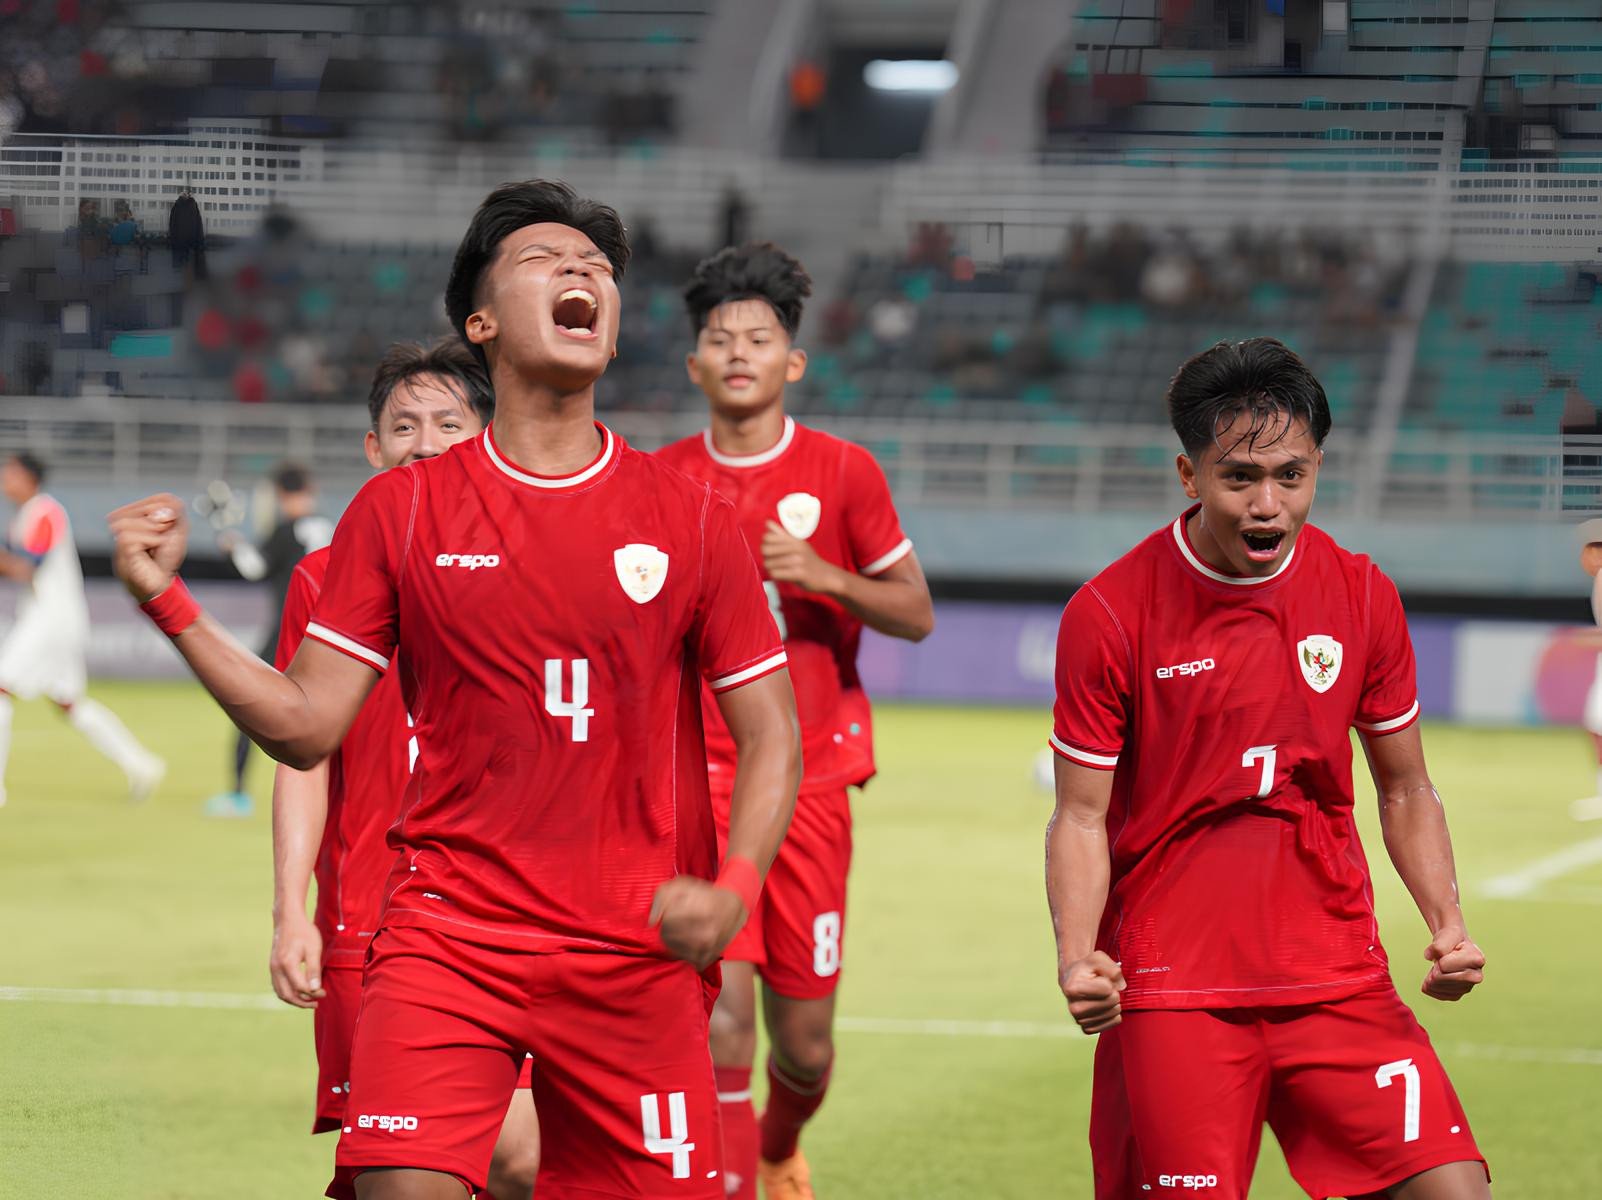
[1241,528,1286,563]
[552,288,599,340]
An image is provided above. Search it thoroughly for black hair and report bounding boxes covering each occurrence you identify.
[683,242,812,340]
[367,337,494,429]
[1165,338,1332,458]
[8,451,46,484]
[444,180,630,368]
[271,462,312,494]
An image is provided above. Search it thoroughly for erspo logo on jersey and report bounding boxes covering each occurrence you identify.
[1155,657,1216,680]
[356,1114,420,1132]
[434,552,501,571]
[1157,1174,1220,1191]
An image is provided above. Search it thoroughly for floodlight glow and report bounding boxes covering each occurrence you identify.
[863,59,959,93]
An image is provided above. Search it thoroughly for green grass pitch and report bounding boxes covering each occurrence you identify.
[1,682,1599,1197]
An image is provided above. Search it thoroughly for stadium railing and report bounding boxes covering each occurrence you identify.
[1,398,1590,518]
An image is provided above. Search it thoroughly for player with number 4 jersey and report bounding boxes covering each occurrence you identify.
[1047,339,1489,1200]
[658,243,933,1200]
[109,182,801,1200]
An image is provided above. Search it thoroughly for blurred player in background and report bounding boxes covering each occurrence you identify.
[267,338,539,1199]
[207,462,333,817]
[1574,518,1602,822]
[657,243,934,1200]
[109,179,801,1200]
[1048,339,1489,1199]
[0,452,164,808]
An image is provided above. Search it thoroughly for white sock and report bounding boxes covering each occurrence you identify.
[0,692,13,789]
[67,697,152,777]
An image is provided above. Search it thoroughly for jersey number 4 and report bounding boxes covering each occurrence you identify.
[545,658,595,742]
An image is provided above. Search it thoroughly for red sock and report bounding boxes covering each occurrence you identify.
[758,1055,831,1164]
[716,1065,757,1199]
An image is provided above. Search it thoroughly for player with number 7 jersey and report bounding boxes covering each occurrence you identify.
[1048,340,1488,1200]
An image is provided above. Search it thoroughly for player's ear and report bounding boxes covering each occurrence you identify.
[464,309,495,347]
[785,347,808,384]
[1176,453,1200,500]
[363,430,385,470]
[685,352,704,388]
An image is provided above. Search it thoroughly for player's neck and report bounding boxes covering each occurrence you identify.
[1185,509,1239,576]
[491,388,604,477]
[708,401,787,458]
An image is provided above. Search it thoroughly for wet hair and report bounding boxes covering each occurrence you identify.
[271,462,312,494]
[1165,338,1332,458]
[683,242,812,340]
[367,337,494,429]
[8,451,46,484]
[444,180,631,368]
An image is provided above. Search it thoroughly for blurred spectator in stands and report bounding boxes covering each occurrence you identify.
[1140,236,1199,310]
[168,186,206,280]
[909,222,954,268]
[869,296,917,348]
[789,58,826,155]
[74,197,106,261]
[719,183,751,252]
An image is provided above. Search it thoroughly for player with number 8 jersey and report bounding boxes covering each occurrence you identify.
[1048,340,1488,1200]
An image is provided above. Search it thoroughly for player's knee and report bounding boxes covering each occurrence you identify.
[772,1025,834,1081]
[486,1143,539,1198]
[709,1000,758,1064]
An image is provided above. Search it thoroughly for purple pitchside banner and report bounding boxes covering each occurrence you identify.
[0,581,1464,721]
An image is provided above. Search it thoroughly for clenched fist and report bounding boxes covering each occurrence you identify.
[649,875,748,971]
[1060,950,1126,1035]
[108,493,189,602]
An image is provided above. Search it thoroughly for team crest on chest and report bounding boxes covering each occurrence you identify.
[614,543,669,604]
[776,492,822,540]
[1297,634,1343,693]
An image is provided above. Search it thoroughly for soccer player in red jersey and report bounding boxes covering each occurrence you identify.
[108,180,801,1200]
[267,337,539,1199]
[656,244,934,1200]
[1047,338,1490,1200]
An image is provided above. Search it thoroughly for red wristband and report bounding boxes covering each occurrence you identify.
[715,855,762,916]
[139,576,202,638]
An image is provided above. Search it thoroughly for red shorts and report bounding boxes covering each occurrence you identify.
[313,962,536,1136]
[328,925,722,1199]
[715,786,851,1000]
[1089,985,1487,1199]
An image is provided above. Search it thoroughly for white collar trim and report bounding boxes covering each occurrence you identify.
[1171,512,1296,586]
[483,423,615,490]
[703,416,795,469]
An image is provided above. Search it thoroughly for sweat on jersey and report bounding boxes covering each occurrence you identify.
[656,416,912,793]
[305,424,787,956]
[1052,506,1421,1011]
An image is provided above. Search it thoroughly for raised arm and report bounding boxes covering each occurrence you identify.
[1362,723,1486,1002]
[1046,757,1125,1033]
[108,493,377,768]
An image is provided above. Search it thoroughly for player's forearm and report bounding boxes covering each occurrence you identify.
[1378,781,1468,934]
[271,760,329,924]
[0,550,34,582]
[168,615,334,768]
[724,711,802,877]
[819,568,934,642]
[1045,807,1111,967]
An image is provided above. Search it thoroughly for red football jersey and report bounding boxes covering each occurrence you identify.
[1052,506,1420,1011]
[276,545,412,968]
[655,416,911,792]
[306,424,786,956]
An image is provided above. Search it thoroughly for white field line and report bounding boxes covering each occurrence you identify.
[1479,834,1602,899]
[3,986,1599,1067]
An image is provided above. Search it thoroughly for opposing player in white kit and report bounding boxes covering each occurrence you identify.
[0,452,164,807]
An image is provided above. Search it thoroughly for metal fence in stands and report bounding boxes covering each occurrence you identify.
[1,398,1591,517]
